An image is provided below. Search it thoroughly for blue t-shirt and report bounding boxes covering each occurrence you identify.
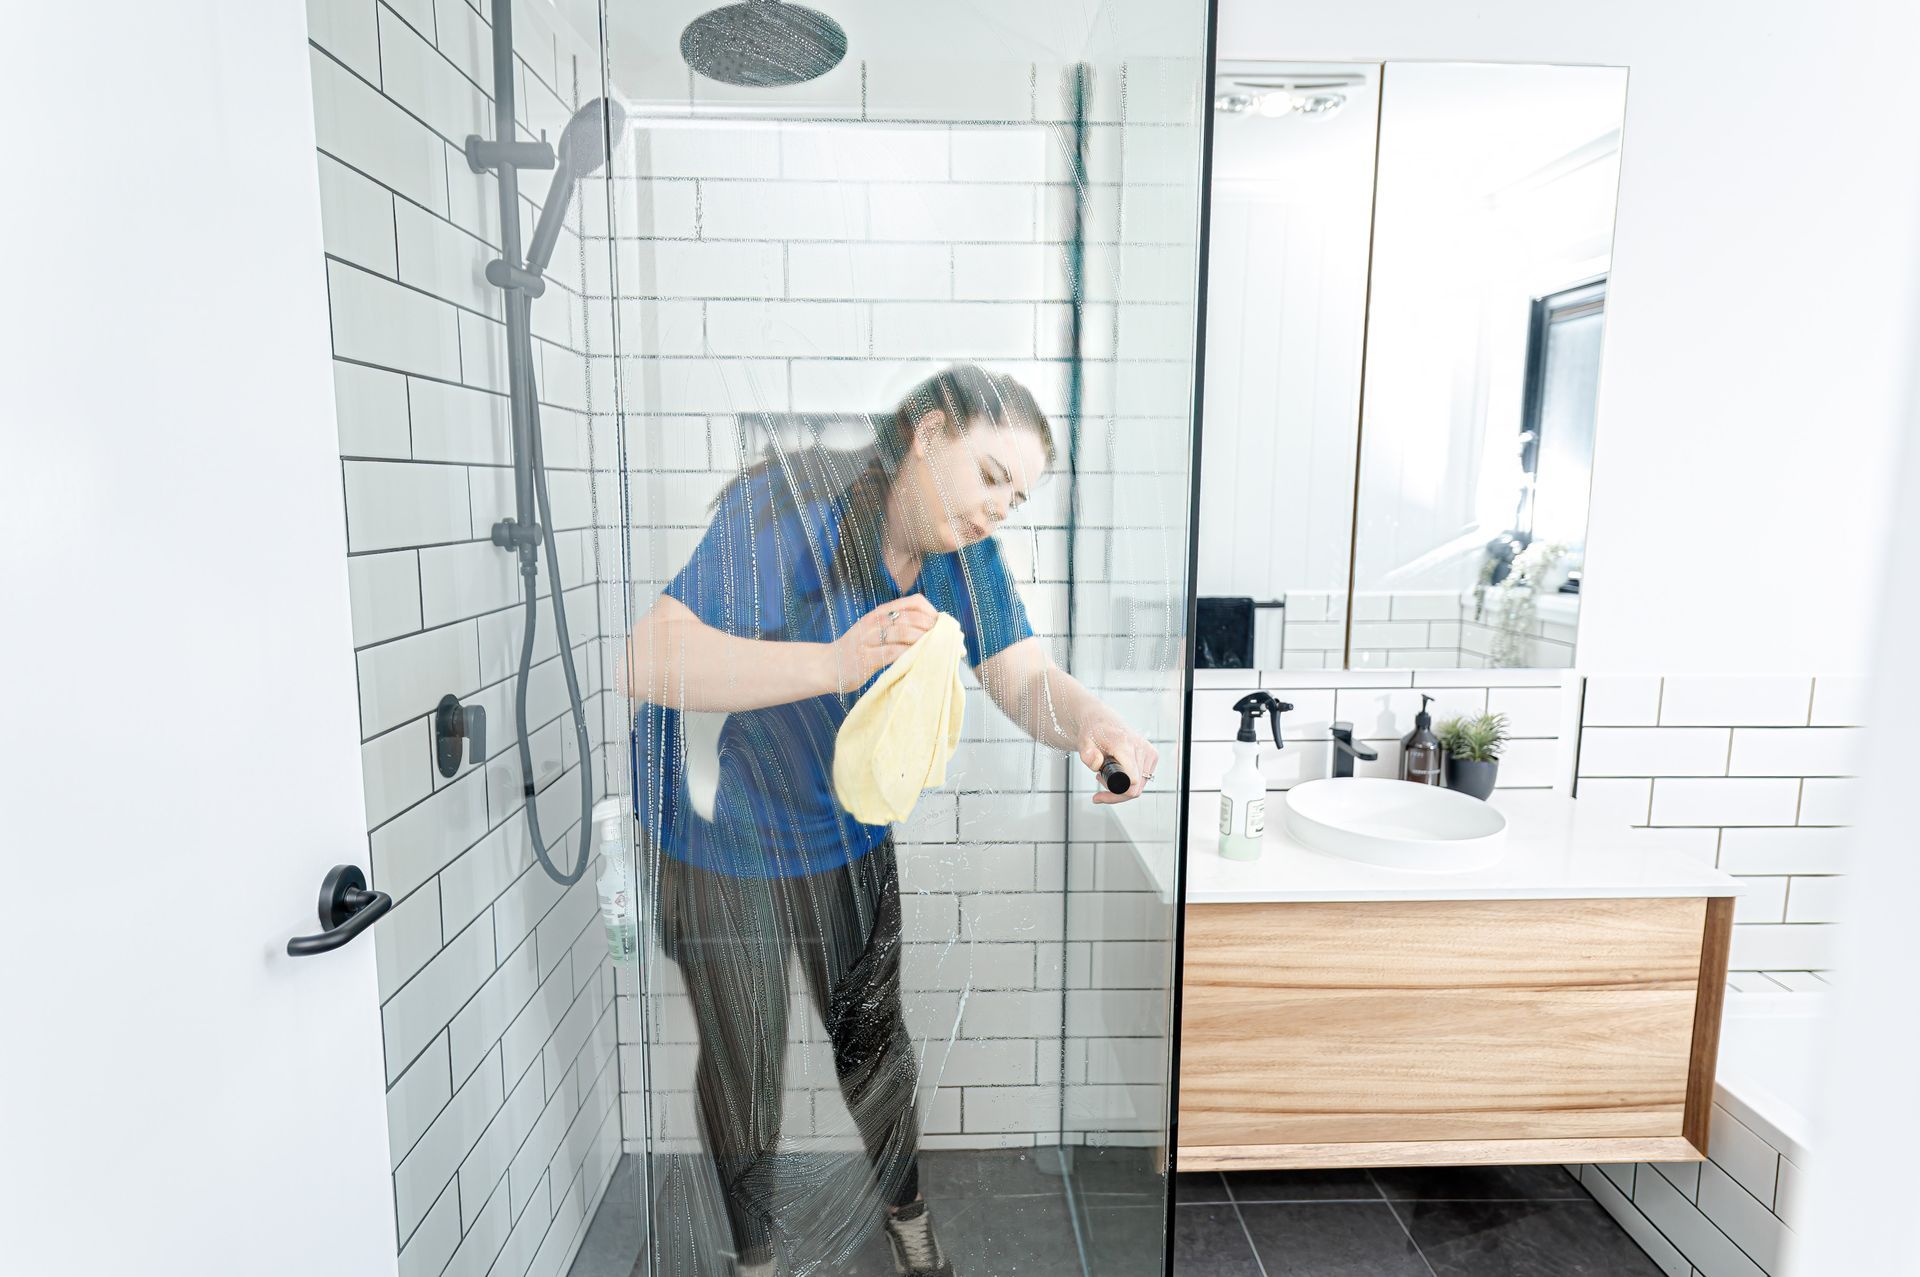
[633,468,1034,879]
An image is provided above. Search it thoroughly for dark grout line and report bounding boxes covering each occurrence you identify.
[1372,1195,1590,1203]
[1222,1193,1592,1206]
[1226,1195,1385,1205]
[1225,1191,1272,1277]
[1367,1170,1443,1277]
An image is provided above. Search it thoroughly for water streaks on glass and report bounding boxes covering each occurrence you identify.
[589,6,1208,1272]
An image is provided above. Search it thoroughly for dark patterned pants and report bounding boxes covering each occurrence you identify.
[658,838,922,1265]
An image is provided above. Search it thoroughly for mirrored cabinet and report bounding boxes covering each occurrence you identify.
[1197,61,1629,672]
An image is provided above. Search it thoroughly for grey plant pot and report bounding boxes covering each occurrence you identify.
[1447,758,1499,801]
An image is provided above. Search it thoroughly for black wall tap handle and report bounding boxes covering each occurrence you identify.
[286,865,391,957]
[435,694,487,778]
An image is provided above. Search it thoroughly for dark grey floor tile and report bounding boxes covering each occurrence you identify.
[1371,1164,1586,1202]
[1070,1144,1167,1198]
[625,1148,1085,1274]
[1175,1171,1230,1203]
[1225,1168,1383,1203]
[641,1157,735,1277]
[1082,1202,1173,1277]
[1402,1199,1667,1276]
[1174,1202,1263,1276]
[918,1145,1070,1200]
[1238,1202,1430,1276]
[839,1192,1086,1277]
[566,1156,647,1277]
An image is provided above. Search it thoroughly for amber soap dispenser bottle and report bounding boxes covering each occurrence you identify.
[1399,694,1444,786]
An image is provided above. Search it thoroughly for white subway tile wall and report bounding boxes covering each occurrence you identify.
[603,58,1196,1151]
[1575,1099,1803,1277]
[309,2,625,1274]
[1576,675,1862,975]
[1186,667,1579,800]
[1273,590,1579,671]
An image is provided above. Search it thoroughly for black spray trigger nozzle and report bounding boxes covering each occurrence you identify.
[1231,691,1295,748]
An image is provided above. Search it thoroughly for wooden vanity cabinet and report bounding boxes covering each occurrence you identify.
[1176,895,1734,1170]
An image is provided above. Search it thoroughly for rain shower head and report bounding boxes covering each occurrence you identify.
[680,0,848,88]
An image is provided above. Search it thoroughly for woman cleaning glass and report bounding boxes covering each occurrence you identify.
[623,364,1158,1277]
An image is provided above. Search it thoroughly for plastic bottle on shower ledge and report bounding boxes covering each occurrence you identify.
[592,798,638,963]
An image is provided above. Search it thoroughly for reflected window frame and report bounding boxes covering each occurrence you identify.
[1515,275,1607,547]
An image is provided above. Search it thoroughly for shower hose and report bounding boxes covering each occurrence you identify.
[510,288,594,887]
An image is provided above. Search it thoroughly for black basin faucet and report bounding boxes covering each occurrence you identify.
[1330,722,1379,778]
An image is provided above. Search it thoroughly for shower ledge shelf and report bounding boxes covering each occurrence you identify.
[1171,789,1741,1174]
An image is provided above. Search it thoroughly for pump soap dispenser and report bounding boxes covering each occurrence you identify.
[1219,692,1293,861]
[1400,694,1444,786]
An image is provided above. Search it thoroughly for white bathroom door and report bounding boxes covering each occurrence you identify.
[0,3,400,1274]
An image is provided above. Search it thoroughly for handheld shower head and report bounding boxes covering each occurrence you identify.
[680,0,847,88]
[557,96,627,177]
[525,97,626,279]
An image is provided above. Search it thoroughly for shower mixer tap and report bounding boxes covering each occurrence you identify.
[435,694,488,779]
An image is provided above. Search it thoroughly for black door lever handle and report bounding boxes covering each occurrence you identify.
[286,864,392,957]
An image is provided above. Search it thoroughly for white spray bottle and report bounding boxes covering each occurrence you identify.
[592,797,638,962]
[1218,692,1293,861]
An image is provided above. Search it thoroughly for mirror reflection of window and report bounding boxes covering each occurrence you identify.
[1520,279,1606,555]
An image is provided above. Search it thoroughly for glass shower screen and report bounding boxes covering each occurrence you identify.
[588,4,1209,1273]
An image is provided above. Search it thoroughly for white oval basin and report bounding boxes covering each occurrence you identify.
[1284,777,1508,872]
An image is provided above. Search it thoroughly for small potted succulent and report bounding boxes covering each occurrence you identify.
[1437,712,1509,800]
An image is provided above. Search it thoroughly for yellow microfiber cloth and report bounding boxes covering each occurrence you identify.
[833,612,967,824]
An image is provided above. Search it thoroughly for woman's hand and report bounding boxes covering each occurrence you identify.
[823,594,940,693]
[1076,710,1160,805]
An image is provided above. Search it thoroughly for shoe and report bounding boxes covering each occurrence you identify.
[884,1198,954,1276]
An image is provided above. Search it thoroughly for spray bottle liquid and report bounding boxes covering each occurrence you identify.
[592,797,638,962]
[1218,692,1293,861]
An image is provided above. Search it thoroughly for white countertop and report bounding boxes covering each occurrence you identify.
[1159,789,1742,905]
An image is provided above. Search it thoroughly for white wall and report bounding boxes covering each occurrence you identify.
[1,3,399,1273]
[1795,287,1920,1275]
[1221,0,1920,674]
